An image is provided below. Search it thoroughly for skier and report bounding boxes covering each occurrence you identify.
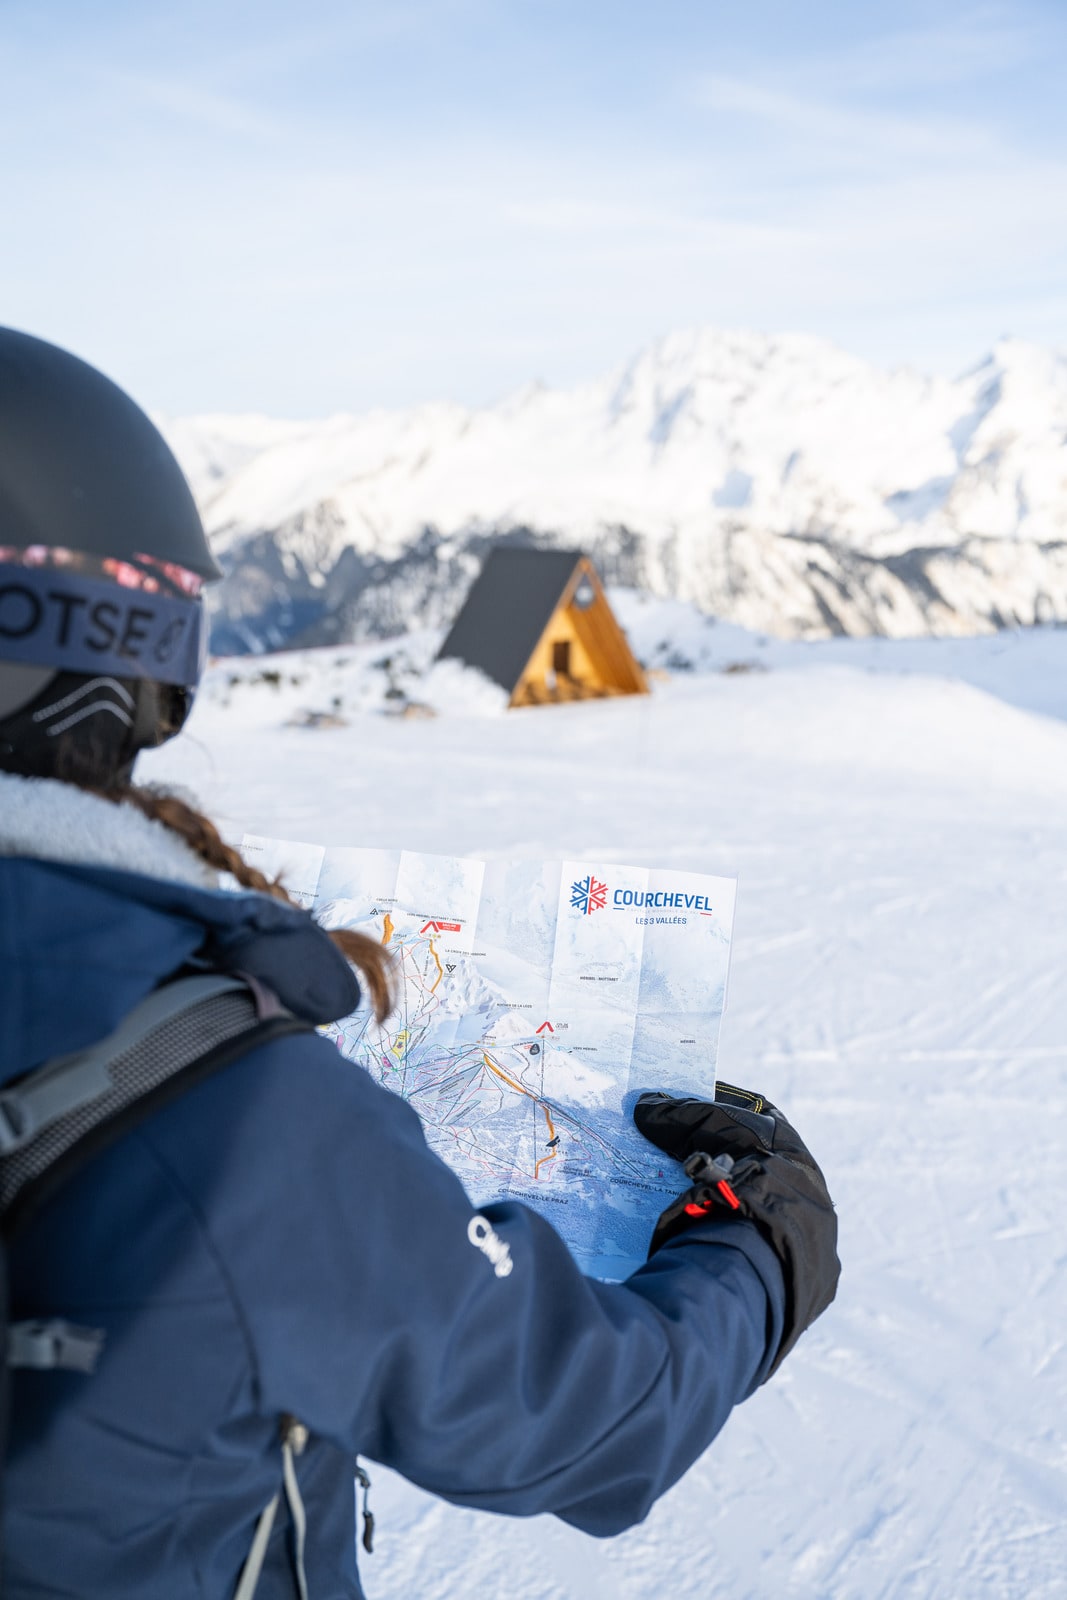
[0,327,840,1599]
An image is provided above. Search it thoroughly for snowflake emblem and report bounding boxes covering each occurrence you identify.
[571,874,608,915]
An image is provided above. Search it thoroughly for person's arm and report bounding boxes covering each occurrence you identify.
[173,1036,786,1534]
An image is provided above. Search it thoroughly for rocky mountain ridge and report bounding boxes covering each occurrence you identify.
[160,328,1067,652]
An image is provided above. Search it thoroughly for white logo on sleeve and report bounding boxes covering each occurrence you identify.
[467,1215,514,1278]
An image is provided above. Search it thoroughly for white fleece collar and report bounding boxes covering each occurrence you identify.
[0,771,219,889]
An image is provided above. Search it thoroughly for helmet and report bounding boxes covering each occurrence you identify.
[0,328,219,785]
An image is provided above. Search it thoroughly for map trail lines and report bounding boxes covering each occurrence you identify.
[242,836,736,1278]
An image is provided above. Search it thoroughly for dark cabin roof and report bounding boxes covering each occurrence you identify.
[437,547,583,692]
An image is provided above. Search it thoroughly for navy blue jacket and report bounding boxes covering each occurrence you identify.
[2,850,785,1598]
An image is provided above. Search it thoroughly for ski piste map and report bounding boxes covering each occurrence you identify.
[243,836,737,1280]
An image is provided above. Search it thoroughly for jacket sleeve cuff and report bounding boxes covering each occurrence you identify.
[654,1215,787,1393]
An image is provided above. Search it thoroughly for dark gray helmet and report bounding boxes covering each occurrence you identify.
[0,328,218,783]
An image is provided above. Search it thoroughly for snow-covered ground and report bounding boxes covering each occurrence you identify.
[144,604,1067,1600]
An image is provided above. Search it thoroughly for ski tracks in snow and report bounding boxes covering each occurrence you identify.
[148,646,1067,1599]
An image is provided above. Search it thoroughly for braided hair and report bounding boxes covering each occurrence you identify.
[99,783,395,1023]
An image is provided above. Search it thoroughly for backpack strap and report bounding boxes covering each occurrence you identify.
[0,976,244,1156]
[0,973,312,1240]
[2,974,321,1600]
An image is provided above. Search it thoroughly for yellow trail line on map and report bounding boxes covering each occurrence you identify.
[534,1104,558,1180]
[381,914,395,945]
[428,939,444,993]
[482,1053,558,1182]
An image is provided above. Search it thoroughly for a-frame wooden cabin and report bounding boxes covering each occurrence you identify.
[437,548,649,708]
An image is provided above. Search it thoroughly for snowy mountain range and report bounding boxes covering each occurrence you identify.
[160,329,1067,654]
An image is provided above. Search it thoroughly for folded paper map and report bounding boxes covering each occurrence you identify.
[243,836,737,1279]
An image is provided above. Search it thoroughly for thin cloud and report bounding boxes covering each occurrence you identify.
[98,69,282,142]
[694,73,1000,165]
[499,195,797,249]
[215,0,491,85]
[792,9,1042,94]
[688,8,1056,175]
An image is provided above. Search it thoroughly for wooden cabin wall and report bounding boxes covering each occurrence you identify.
[570,597,648,694]
[513,602,604,701]
[511,562,649,705]
[567,560,649,695]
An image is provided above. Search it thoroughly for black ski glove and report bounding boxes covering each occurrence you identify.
[634,1082,840,1377]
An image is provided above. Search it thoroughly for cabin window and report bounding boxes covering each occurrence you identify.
[552,641,571,675]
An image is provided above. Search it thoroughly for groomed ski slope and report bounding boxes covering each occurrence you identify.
[145,613,1067,1600]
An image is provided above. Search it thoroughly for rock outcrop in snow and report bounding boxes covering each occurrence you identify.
[160,329,1067,652]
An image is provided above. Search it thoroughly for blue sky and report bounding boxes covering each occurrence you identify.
[2,1,1065,415]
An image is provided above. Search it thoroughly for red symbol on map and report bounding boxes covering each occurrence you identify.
[536,1021,554,1035]
[420,920,462,934]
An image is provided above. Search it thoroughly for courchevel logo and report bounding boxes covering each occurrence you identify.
[467,1215,514,1278]
[571,873,608,915]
